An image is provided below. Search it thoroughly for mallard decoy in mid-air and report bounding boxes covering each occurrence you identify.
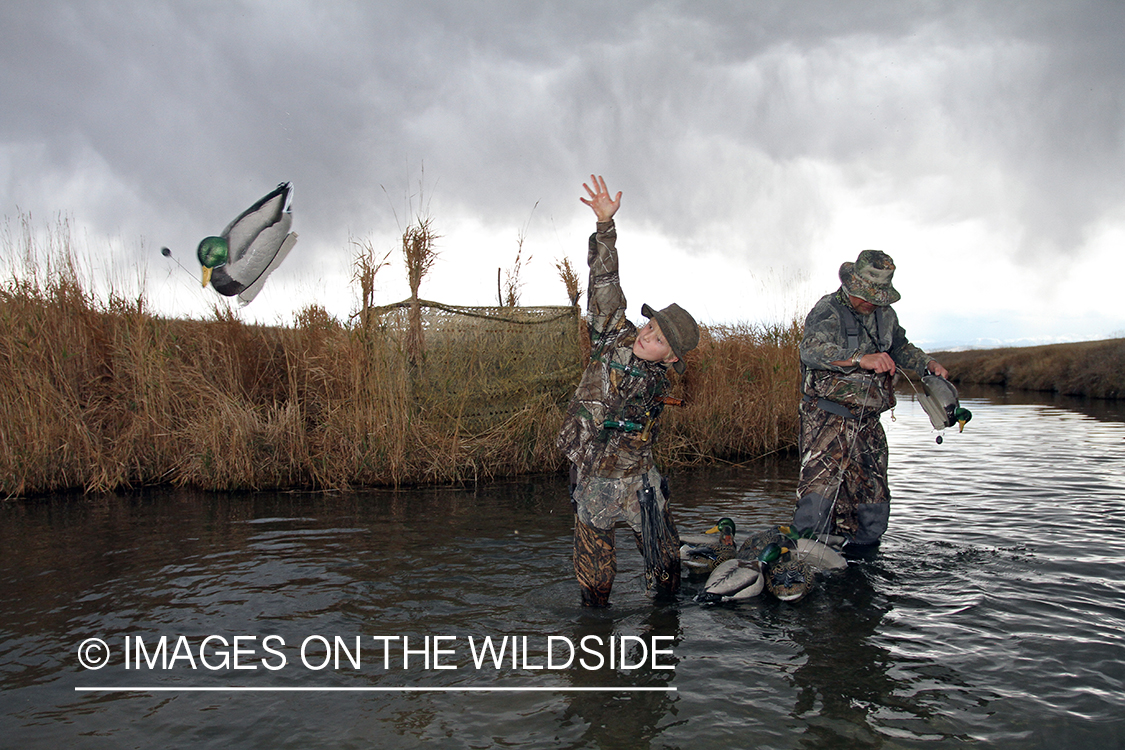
[195,182,298,305]
[680,517,737,574]
[695,541,787,603]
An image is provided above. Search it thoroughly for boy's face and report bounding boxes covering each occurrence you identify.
[633,319,679,367]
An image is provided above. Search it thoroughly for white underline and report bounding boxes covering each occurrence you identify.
[75,686,676,693]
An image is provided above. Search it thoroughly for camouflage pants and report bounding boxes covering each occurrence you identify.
[794,399,890,545]
[571,466,680,607]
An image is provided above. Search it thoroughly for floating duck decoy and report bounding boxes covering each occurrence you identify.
[735,524,847,571]
[735,525,788,562]
[696,541,787,603]
[764,545,816,603]
[680,517,737,574]
[678,516,737,548]
[793,536,847,571]
[195,182,298,305]
[771,525,848,571]
[688,521,847,603]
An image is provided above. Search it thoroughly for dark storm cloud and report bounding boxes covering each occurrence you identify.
[1,0,1122,277]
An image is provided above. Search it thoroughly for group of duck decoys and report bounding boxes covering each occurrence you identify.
[162,181,298,306]
[680,519,848,604]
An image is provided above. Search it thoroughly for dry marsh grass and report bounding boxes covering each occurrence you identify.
[663,321,802,466]
[0,219,803,499]
[935,339,1125,399]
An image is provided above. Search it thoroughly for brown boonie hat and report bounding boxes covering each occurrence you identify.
[640,302,699,374]
[839,249,901,305]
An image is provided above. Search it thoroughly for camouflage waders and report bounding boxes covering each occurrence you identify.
[794,398,890,545]
[570,465,681,607]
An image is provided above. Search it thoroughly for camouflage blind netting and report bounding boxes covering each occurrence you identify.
[362,298,587,430]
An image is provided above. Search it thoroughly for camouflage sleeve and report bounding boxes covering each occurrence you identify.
[799,295,856,372]
[586,220,628,340]
[887,311,932,375]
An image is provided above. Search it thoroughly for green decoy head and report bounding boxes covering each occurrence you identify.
[197,236,230,287]
[707,518,737,545]
[954,407,973,432]
[766,553,814,602]
[706,517,736,536]
[757,542,786,564]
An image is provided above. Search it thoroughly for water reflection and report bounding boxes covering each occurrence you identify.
[919,381,1125,424]
[788,566,900,749]
[785,559,983,749]
[558,606,683,750]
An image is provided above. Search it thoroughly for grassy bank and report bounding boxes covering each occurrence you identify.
[934,339,1125,399]
[0,241,799,499]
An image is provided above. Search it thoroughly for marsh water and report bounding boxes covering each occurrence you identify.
[3,385,1124,749]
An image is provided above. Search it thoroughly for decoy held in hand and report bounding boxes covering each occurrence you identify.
[196,182,298,305]
[919,374,973,433]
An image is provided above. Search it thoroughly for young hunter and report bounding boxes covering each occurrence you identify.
[556,174,700,607]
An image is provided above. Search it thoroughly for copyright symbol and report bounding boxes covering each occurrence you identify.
[78,638,111,670]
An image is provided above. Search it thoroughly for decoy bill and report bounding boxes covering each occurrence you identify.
[195,182,298,305]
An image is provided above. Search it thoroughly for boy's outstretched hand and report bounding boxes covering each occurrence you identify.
[580,174,621,223]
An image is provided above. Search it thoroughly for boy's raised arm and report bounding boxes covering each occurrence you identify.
[580,174,626,332]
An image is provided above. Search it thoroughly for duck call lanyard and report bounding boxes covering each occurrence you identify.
[594,357,669,442]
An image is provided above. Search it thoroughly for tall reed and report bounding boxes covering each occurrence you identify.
[502,203,537,307]
[402,216,439,365]
[555,256,582,307]
[660,320,803,466]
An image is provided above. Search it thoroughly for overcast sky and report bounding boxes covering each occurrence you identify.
[2,1,1123,350]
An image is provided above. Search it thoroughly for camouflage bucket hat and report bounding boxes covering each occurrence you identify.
[640,302,699,374]
[839,250,901,305]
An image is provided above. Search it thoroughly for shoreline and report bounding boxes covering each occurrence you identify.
[933,338,1125,400]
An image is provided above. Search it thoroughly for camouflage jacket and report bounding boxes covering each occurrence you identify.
[800,289,931,412]
[556,220,670,479]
